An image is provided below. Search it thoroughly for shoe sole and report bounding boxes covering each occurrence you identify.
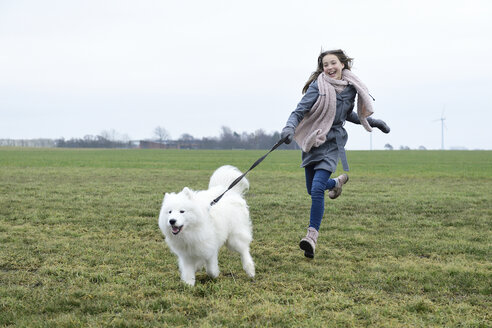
[299,240,314,258]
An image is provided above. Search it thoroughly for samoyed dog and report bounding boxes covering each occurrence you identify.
[158,165,255,286]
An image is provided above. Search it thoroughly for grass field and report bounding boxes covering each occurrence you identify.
[0,148,491,327]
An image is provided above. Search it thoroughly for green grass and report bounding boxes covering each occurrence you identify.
[0,148,491,327]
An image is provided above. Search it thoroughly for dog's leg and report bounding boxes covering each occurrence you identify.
[205,254,220,278]
[227,237,255,278]
[178,257,196,286]
[240,249,255,278]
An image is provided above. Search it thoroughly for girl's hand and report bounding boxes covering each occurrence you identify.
[281,126,295,144]
[373,119,391,133]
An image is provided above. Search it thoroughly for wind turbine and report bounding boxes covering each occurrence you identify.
[433,107,446,150]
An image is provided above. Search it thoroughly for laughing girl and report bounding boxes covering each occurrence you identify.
[281,49,390,258]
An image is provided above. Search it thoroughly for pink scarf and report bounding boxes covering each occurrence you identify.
[294,69,374,152]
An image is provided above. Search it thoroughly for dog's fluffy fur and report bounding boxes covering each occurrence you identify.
[158,165,255,286]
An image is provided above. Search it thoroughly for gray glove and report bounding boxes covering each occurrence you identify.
[281,126,295,144]
[370,118,391,134]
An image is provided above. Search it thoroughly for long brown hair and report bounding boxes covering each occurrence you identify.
[302,49,354,94]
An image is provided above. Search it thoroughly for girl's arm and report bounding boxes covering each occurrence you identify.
[281,81,319,143]
[346,111,391,133]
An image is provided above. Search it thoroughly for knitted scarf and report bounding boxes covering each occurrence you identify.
[294,69,374,153]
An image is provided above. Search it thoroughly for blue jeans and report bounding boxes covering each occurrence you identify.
[305,166,336,231]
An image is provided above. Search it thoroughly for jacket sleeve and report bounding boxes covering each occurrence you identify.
[346,110,376,126]
[284,81,319,129]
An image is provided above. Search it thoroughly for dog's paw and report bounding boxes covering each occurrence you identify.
[244,263,255,278]
[182,278,196,286]
[206,269,220,279]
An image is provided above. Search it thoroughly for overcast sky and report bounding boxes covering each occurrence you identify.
[1,0,491,150]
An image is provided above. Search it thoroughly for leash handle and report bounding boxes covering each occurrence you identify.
[210,136,288,206]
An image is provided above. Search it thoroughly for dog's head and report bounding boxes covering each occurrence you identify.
[158,187,202,237]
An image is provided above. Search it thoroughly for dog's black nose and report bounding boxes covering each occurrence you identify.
[169,219,176,226]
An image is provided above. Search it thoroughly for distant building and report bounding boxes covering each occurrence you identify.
[139,140,168,149]
[0,139,55,147]
[138,140,198,149]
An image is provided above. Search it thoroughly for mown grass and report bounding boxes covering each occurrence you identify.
[0,148,491,327]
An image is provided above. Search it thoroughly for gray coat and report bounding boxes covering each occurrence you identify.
[285,80,359,173]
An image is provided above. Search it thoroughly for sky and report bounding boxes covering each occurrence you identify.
[1,0,491,150]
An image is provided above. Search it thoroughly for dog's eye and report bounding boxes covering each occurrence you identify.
[168,210,172,214]
[180,210,185,213]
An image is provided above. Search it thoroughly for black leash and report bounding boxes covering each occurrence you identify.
[210,136,288,206]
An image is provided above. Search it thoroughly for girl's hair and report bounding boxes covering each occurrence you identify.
[302,49,354,94]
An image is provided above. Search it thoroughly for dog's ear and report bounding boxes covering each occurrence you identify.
[182,187,194,199]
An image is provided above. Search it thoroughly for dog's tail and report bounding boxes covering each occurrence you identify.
[209,165,249,196]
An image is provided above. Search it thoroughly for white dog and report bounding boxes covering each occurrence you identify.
[158,165,255,286]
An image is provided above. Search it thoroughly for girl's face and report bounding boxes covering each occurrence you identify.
[322,54,345,80]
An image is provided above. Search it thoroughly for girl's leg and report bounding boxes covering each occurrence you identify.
[308,169,336,231]
[301,168,338,258]
[304,165,315,195]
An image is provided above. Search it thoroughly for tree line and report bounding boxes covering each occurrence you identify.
[0,127,298,150]
[184,126,297,150]
[54,126,298,149]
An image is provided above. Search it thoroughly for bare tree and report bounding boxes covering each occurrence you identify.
[154,126,170,143]
[384,143,393,150]
[179,133,194,141]
[100,129,119,141]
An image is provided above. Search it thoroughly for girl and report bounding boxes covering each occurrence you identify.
[281,49,390,258]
